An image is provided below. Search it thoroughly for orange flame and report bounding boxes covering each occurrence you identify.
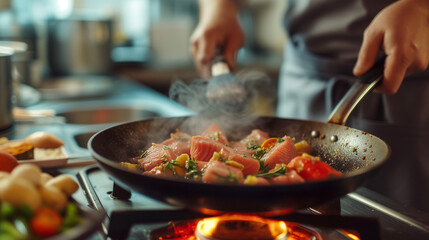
[196,214,287,240]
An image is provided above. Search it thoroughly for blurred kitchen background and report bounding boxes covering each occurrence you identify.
[0,0,287,115]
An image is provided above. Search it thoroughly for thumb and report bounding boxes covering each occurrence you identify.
[354,28,384,76]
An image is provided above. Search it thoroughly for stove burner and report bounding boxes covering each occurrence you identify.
[195,214,288,240]
[77,166,384,240]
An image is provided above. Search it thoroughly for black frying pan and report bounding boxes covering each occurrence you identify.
[88,56,390,216]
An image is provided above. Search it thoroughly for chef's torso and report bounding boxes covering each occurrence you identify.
[277,0,429,213]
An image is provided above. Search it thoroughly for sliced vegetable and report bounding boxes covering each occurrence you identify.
[260,138,278,150]
[30,207,62,238]
[0,221,26,240]
[60,203,81,232]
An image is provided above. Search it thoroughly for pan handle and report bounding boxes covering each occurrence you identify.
[327,54,386,125]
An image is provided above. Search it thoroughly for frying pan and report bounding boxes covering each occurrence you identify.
[88,56,390,216]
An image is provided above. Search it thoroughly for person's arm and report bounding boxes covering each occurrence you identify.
[353,0,429,94]
[190,0,245,78]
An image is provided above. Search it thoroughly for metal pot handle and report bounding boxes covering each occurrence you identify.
[327,54,386,125]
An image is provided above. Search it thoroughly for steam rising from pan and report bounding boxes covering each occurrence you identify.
[166,69,276,145]
[169,69,275,117]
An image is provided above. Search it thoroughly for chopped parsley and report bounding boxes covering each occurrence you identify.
[258,160,269,174]
[219,154,228,162]
[163,146,170,150]
[140,150,148,159]
[252,148,268,160]
[164,161,176,175]
[209,132,221,141]
[277,138,285,143]
[185,158,202,179]
[247,144,260,150]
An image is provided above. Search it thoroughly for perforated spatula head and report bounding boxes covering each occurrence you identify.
[206,56,247,105]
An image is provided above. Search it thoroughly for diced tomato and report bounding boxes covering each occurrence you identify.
[287,155,342,181]
[30,207,62,237]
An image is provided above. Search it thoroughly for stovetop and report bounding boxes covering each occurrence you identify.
[75,166,429,240]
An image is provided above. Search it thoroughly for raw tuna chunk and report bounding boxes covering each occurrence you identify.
[261,136,297,169]
[190,136,227,162]
[202,160,244,184]
[241,129,269,146]
[231,129,269,156]
[201,123,230,145]
[227,153,260,175]
[160,131,191,160]
[191,136,260,175]
[271,170,305,184]
[139,144,172,171]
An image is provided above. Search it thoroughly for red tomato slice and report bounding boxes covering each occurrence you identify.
[287,155,342,181]
[0,150,18,172]
[30,207,63,237]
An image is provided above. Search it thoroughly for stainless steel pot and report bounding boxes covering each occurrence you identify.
[47,17,113,76]
[0,46,14,131]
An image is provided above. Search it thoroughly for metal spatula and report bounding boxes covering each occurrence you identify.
[206,54,247,105]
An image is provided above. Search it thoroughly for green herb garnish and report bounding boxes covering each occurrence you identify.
[185,158,201,179]
[247,144,260,150]
[256,165,287,178]
[140,150,148,159]
[252,148,268,160]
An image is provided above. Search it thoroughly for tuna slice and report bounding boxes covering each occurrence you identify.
[139,132,191,172]
[191,136,260,175]
[231,129,269,156]
[139,144,172,171]
[200,123,230,145]
[202,160,244,184]
[160,131,192,160]
[190,136,226,162]
[261,136,297,169]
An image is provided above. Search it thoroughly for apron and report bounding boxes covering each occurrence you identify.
[277,0,429,212]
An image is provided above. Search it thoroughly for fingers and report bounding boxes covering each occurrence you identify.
[353,27,384,77]
[190,34,216,79]
[377,53,408,94]
[354,24,410,95]
[223,36,243,72]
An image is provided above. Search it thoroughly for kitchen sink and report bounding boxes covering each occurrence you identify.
[57,107,160,124]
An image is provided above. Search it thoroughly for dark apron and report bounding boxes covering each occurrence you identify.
[277,43,429,213]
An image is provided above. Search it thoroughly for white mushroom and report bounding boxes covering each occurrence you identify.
[0,178,41,211]
[46,174,79,196]
[10,164,41,186]
[39,185,68,211]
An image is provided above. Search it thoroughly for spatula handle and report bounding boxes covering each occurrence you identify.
[211,49,231,77]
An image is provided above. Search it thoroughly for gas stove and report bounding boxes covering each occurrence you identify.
[76,166,429,240]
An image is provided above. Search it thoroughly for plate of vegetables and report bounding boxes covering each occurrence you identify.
[0,151,104,240]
